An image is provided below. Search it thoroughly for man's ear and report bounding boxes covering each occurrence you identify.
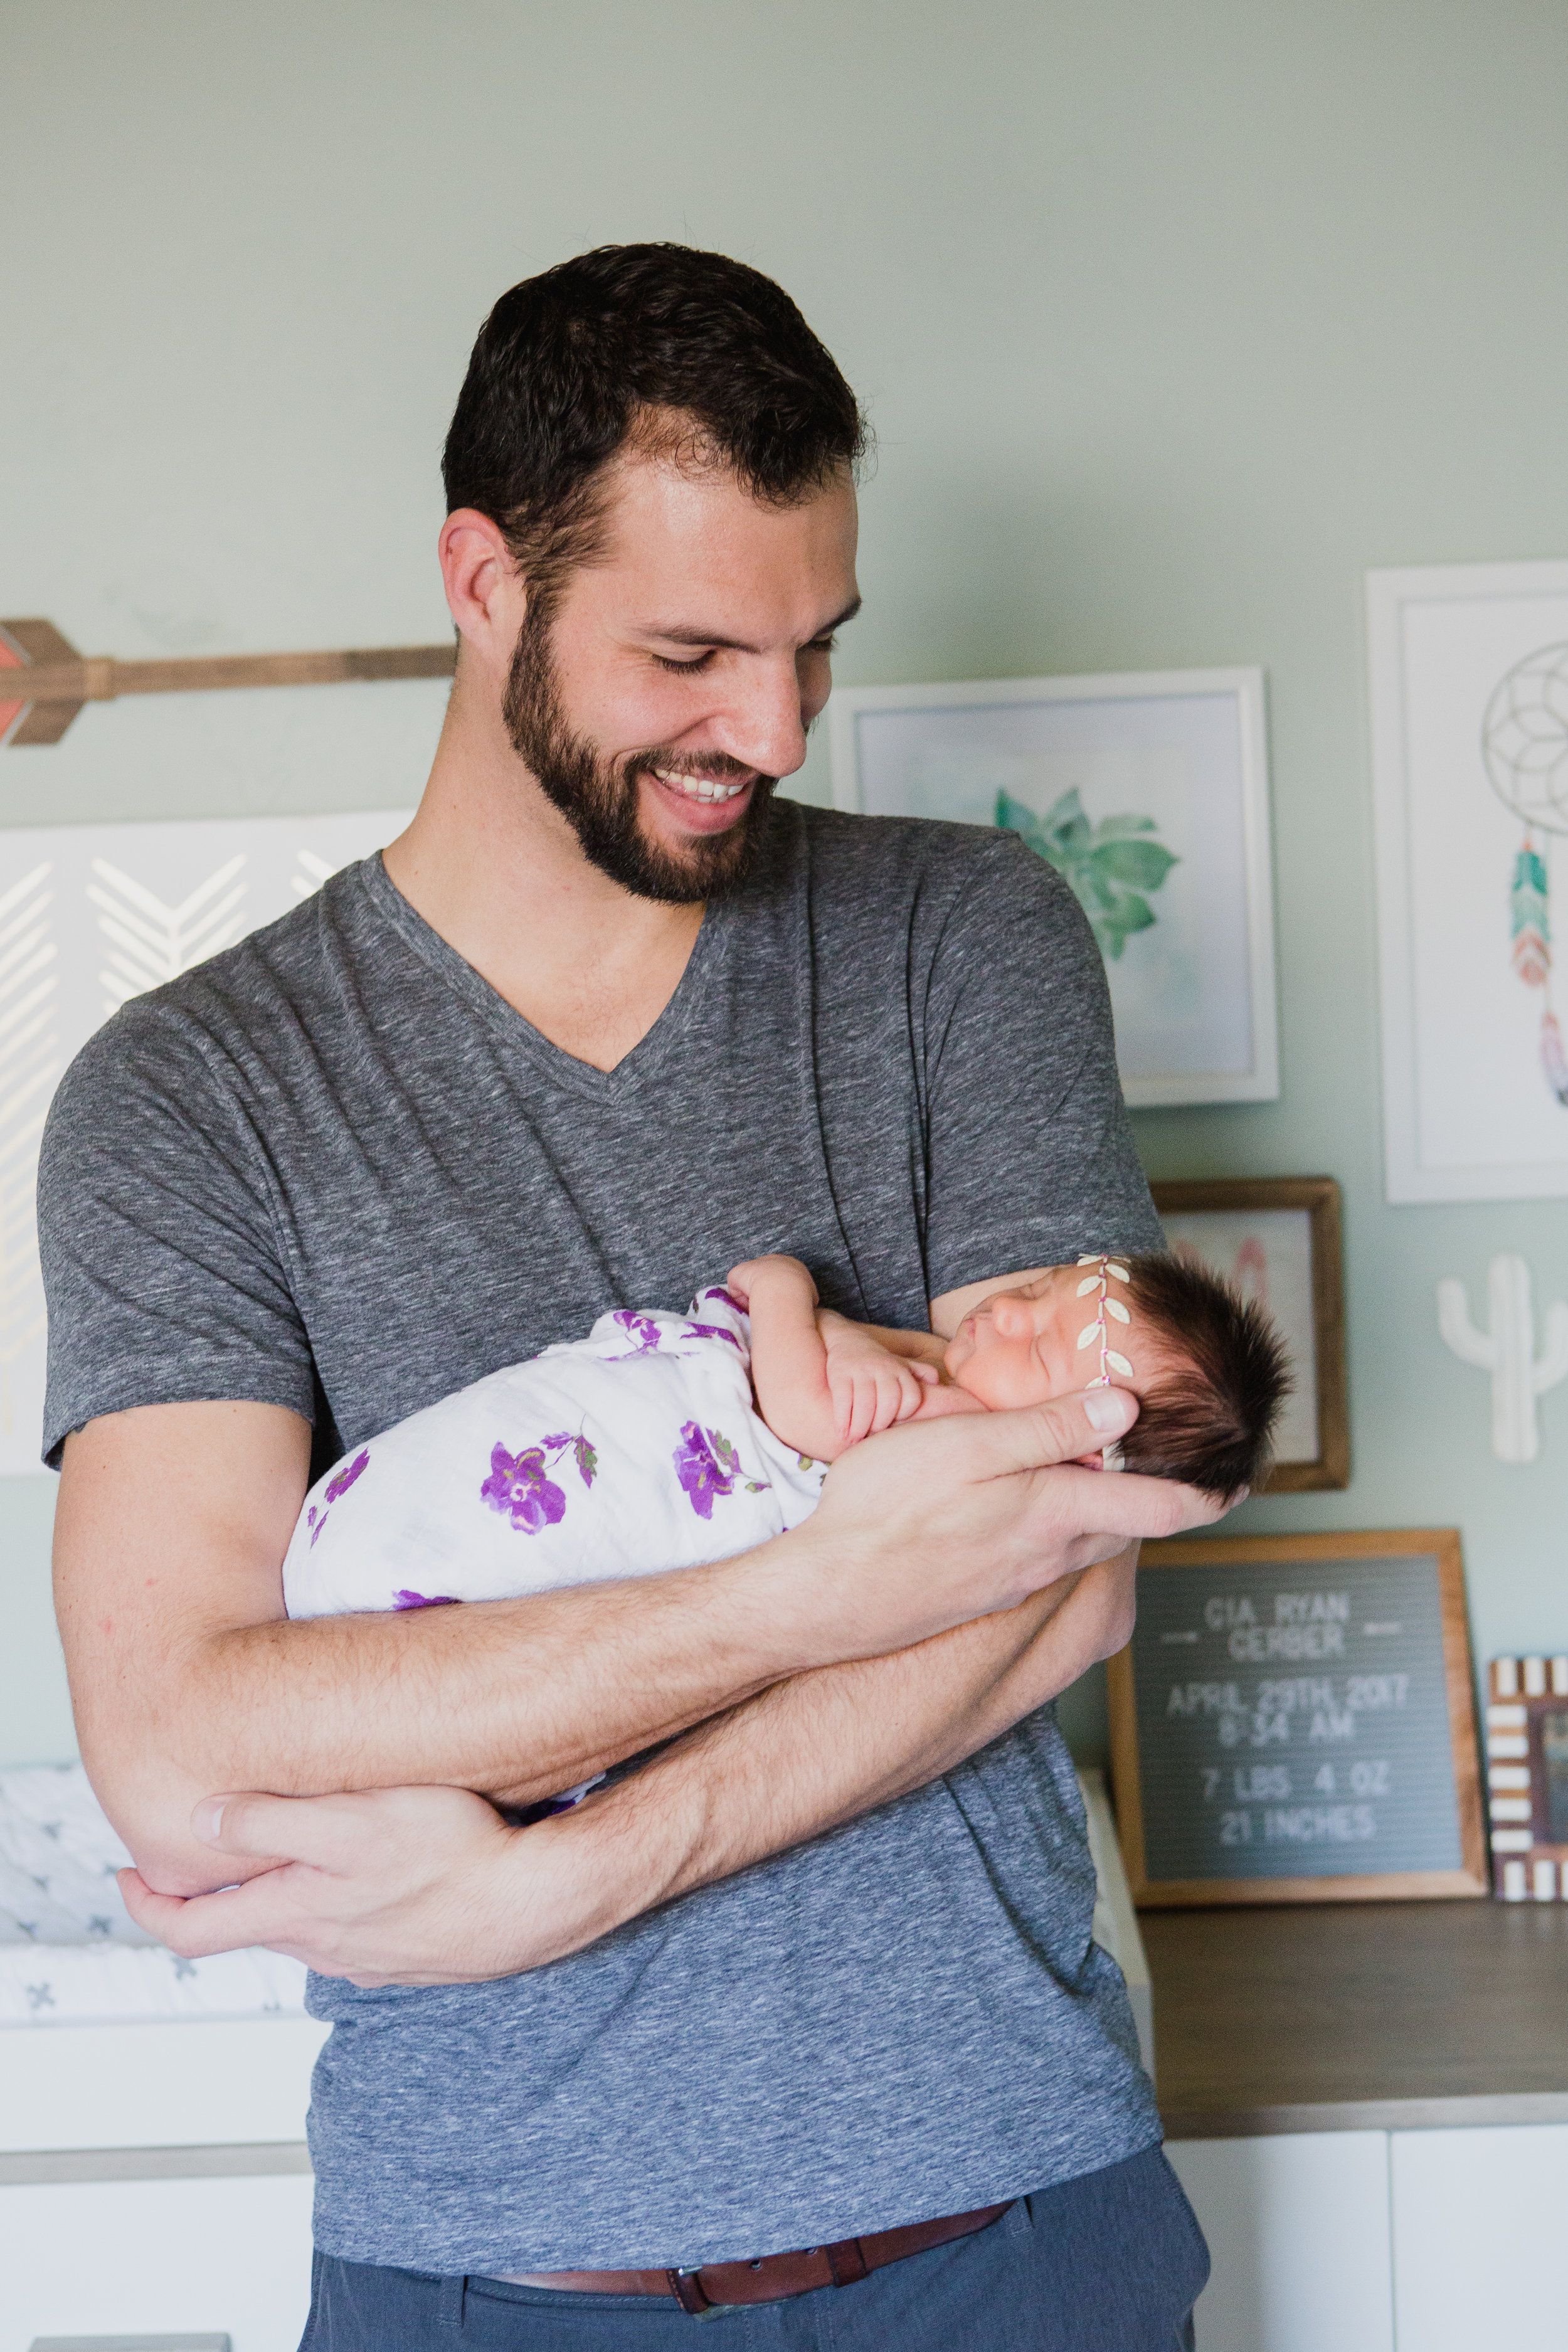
[438,508,524,654]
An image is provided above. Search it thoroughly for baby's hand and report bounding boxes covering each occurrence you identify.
[818,1312,938,1446]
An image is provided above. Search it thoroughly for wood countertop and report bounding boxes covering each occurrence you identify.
[1144,1898,1568,2137]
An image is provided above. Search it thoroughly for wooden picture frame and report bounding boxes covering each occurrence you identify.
[1151,1176,1349,1491]
[1484,1653,1568,1900]
[1108,1530,1488,1907]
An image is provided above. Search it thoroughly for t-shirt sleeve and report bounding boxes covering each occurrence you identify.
[919,830,1164,1302]
[37,1005,317,1467]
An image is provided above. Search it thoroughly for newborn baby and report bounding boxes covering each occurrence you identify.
[284,1251,1286,1629]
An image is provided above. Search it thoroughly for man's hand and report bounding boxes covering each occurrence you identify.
[60,1381,1222,1907]
[117,1786,603,1986]
[132,1540,1152,1984]
[794,1383,1221,1655]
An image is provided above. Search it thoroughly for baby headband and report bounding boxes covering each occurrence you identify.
[1076,1254,1133,1470]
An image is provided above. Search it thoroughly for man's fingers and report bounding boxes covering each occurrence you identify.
[944,1387,1140,1479]
[1039,1461,1227,1543]
[191,1789,369,1871]
[118,1864,310,1961]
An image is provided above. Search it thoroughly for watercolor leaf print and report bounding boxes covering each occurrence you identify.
[684,1320,743,1348]
[612,1310,661,1353]
[995,788,1179,960]
[699,1286,748,1315]
[573,1435,599,1488]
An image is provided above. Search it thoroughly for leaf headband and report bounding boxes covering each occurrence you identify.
[1076,1254,1133,1468]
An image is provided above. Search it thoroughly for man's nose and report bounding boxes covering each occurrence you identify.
[714,657,810,781]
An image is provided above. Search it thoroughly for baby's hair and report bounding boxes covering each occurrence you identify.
[1115,1253,1291,1498]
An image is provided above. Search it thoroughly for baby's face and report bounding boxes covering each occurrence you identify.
[942,1260,1143,1413]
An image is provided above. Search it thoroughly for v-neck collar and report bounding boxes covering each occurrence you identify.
[354,850,736,1100]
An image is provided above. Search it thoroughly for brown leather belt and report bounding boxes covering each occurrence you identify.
[502,2200,1012,2313]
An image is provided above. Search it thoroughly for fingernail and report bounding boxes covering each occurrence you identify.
[1083,1389,1136,1434]
[192,1799,225,1843]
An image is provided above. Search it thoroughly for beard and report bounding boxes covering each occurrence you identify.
[501,609,778,905]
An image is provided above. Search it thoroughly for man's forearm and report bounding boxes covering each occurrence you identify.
[56,1406,898,1894]
[73,1537,869,1894]
[516,1547,1139,1965]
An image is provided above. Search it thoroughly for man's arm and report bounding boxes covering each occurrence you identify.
[60,1378,1200,1900]
[54,1395,889,1896]
[120,1544,1140,1981]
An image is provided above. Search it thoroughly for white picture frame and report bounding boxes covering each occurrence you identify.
[1368,561,1568,1204]
[827,667,1278,1107]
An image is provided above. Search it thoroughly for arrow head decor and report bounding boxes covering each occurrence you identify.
[0,620,87,747]
[0,618,455,748]
[1438,1253,1568,1463]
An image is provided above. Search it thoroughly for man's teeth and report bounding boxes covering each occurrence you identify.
[653,768,748,804]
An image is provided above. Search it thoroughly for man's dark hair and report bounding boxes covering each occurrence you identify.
[1118,1253,1291,1498]
[443,243,867,621]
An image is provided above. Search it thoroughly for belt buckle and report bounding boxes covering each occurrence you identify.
[667,2265,724,2318]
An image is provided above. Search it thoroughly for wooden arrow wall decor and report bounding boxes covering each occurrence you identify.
[0,618,455,748]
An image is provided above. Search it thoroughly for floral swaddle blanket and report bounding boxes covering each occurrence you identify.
[283,1286,829,1624]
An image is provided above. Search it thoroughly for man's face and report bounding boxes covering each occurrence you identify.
[502,451,860,903]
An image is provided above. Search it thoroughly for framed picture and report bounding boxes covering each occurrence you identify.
[828,668,1279,1107]
[1150,1177,1349,1491]
[1368,559,1568,1203]
[1483,1652,1568,1900]
[1108,1530,1488,1907]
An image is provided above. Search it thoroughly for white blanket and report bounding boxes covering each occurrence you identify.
[285,1286,828,1621]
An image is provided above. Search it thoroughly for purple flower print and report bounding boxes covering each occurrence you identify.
[325,1449,370,1503]
[482,1443,568,1535]
[307,1448,370,1545]
[613,1311,662,1354]
[683,1322,743,1348]
[700,1286,748,1316]
[673,1421,742,1519]
[393,1590,460,1609]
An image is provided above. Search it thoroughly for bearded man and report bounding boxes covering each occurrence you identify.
[43,245,1217,2349]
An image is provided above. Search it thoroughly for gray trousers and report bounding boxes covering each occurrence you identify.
[299,2144,1208,2349]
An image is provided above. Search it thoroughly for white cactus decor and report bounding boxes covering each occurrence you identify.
[1438,1254,1568,1463]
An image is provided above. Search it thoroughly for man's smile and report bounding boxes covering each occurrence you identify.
[646,765,758,829]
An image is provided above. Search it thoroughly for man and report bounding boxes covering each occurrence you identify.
[43,245,1220,2346]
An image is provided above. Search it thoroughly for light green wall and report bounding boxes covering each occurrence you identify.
[6,0,1567,1766]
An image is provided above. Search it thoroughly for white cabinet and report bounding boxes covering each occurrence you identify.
[1167,2133,1394,2352]
[0,2171,314,2352]
[1389,2124,1568,2351]
[1170,2124,1568,2352]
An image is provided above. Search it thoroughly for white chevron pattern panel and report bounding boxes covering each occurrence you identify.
[0,810,409,1475]
[0,861,58,1442]
[89,851,251,1014]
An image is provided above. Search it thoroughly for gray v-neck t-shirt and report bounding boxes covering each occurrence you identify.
[40,800,1163,2274]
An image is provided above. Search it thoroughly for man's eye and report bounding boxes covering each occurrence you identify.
[806,635,838,655]
[652,652,714,673]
